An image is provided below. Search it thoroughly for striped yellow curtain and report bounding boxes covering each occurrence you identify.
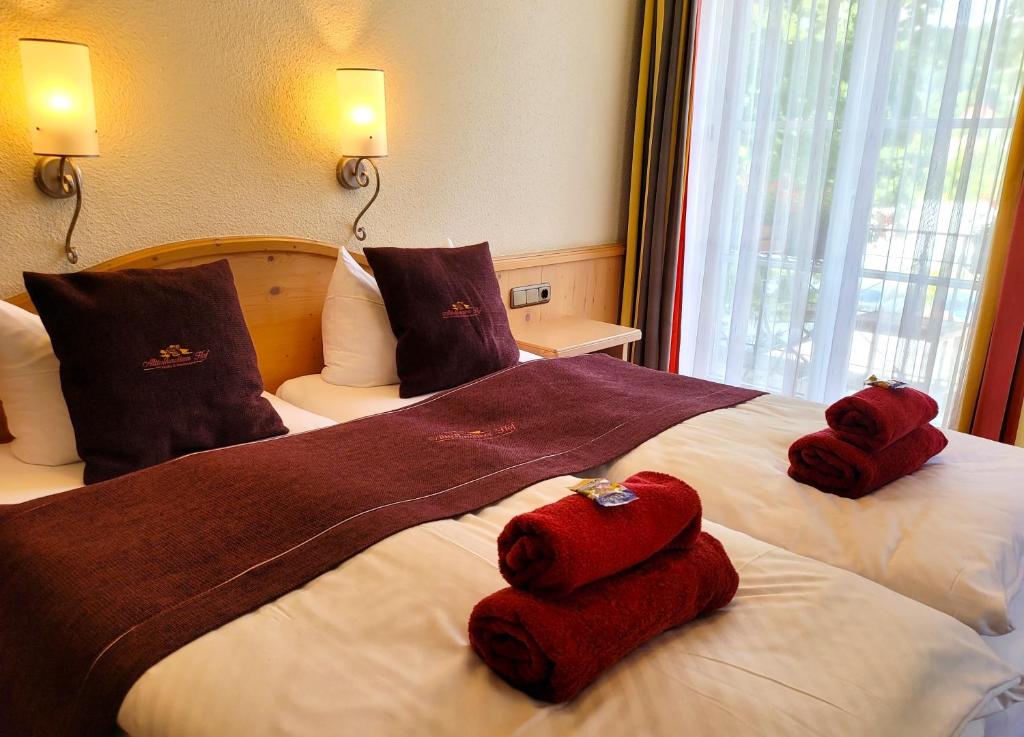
[620,0,696,371]
[620,0,658,327]
[956,96,1024,444]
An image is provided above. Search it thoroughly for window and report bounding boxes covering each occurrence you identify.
[680,0,1024,423]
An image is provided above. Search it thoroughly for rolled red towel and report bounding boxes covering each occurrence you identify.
[469,531,738,702]
[788,424,948,498]
[497,471,701,596]
[825,386,939,451]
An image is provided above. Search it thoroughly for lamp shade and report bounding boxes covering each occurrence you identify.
[337,68,387,158]
[19,38,99,157]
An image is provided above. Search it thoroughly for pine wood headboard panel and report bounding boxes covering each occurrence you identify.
[1,236,624,444]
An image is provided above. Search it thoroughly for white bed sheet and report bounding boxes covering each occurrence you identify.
[278,351,542,424]
[114,477,1021,737]
[591,392,1024,637]
[981,601,1024,736]
[277,375,426,424]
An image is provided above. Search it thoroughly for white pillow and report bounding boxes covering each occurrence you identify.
[321,239,457,387]
[0,301,80,466]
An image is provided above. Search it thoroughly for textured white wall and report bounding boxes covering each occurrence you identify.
[0,0,640,297]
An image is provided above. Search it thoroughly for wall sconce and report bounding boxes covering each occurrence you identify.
[19,38,99,265]
[336,68,388,242]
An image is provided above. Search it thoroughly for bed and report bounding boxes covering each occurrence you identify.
[2,413,1021,737]
[277,370,1024,734]
[2,236,1023,737]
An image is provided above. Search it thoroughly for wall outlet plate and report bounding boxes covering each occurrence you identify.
[510,282,551,308]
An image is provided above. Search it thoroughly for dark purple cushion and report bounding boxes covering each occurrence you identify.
[23,260,286,483]
[364,242,519,397]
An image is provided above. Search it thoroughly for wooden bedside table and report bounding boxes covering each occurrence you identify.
[512,316,642,360]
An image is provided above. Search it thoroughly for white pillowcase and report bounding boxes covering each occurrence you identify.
[321,248,400,387]
[321,239,457,387]
[0,300,80,466]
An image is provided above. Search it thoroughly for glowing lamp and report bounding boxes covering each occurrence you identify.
[337,68,388,157]
[335,68,388,241]
[19,38,100,264]
[20,38,99,157]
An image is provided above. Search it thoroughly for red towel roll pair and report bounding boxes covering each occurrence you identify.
[469,472,738,702]
[788,385,946,498]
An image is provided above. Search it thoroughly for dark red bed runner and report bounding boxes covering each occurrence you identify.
[0,355,761,737]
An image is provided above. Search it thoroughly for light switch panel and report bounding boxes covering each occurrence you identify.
[509,282,552,309]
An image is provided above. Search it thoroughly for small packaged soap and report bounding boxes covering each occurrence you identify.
[864,374,908,390]
[569,478,638,507]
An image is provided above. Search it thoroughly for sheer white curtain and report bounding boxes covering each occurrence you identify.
[681,0,1024,423]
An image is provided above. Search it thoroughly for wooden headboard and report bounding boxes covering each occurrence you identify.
[1,235,625,442]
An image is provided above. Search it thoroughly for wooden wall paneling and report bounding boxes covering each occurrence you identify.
[496,266,545,332]
[499,253,624,328]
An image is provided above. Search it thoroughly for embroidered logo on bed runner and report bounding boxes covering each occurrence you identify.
[442,300,482,319]
[429,422,517,443]
[142,344,210,371]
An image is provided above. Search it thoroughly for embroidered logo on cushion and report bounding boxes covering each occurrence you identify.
[142,344,210,371]
[429,422,517,443]
[441,300,482,319]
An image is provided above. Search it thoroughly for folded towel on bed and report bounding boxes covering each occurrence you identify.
[469,531,738,702]
[788,424,948,498]
[825,385,939,451]
[497,471,702,596]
